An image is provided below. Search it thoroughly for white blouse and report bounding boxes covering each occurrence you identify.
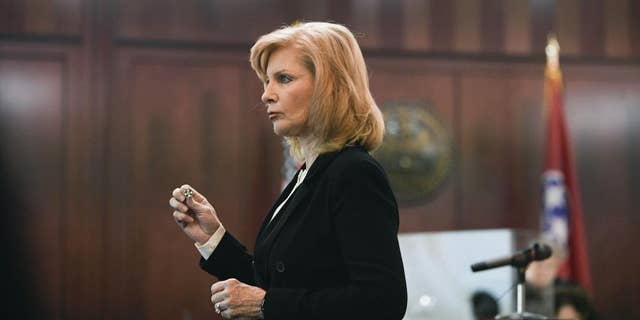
[195,168,308,260]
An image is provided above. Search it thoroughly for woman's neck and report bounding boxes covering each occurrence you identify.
[299,136,318,170]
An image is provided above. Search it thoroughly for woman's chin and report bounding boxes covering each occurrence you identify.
[272,124,283,136]
[272,123,293,137]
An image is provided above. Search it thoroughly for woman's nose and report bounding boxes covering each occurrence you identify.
[261,83,277,105]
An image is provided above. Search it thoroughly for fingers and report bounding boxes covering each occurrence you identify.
[173,210,194,227]
[185,196,210,213]
[211,290,228,307]
[180,184,206,203]
[169,197,188,213]
[170,184,209,213]
[211,280,230,317]
[171,184,204,203]
[214,301,232,319]
[211,278,238,294]
[210,279,264,319]
[171,187,186,202]
[220,308,233,319]
[171,184,210,212]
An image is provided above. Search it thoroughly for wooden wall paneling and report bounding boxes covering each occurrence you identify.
[629,87,640,228]
[631,0,640,56]
[280,0,302,24]
[580,0,605,57]
[65,0,112,318]
[379,0,403,49]
[0,0,25,33]
[60,46,104,320]
[107,0,640,60]
[327,0,352,27]
[351,0,381,49]
[458,66,514,229]
[589,219,637,319]
[281,0,332,25]
[136,58,240,320]
[0,42,102,320]
[504,0,531,55]
[0,44,100,319]
[0,52,66,319]
[501,71,545,230]
[116,0,285,43]
[0,0,83,36]
[402,0,430,51]
[105,50,139,319]
[564,69,637,223]
[299,0,328,23]
[429,0,453,52]
[108,50,258,320]
[115,0,302,45]
[367,59,457,232]
[630,89,640,318]
[453,0,481,53]
[117,0,206,41]
[481,0,504,54]
[530,0,555,55]
[604,0,631,58]
[555,0,581,57]
[562,66,640,319]
[245,0,291,42]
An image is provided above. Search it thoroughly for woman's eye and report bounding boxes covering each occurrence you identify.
[278,74,293,83]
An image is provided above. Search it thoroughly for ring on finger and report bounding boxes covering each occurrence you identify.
[215,303,221,314]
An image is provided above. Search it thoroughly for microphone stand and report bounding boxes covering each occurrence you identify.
[471,242,561,320]
[495,265,548,320]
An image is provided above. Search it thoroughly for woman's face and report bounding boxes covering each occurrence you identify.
[262,46,314,138]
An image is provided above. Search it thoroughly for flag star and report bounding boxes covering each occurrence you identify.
[550,217,569,246]
[545,185,565,208]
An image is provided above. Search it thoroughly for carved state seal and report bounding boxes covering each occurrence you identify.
[374,102,453,205]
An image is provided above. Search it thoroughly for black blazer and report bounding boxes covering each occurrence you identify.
[200,146,407,320]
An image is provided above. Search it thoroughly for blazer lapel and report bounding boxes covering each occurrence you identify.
[256,170,300,243]
[256,147,351,246]
[257,182,311,245]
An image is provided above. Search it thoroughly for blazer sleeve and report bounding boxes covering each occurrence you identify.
[199,231,257,286]
[262,157,408,320]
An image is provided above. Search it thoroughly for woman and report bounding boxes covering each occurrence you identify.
[169,22,407,320]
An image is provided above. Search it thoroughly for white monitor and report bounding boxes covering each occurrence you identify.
[399,229,532,320]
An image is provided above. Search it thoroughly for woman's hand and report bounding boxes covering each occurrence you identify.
[169,184,221,244]
[211,278,266,319]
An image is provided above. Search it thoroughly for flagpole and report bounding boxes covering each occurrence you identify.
[541,31,593,295]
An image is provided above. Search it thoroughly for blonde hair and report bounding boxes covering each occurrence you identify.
[250,22,384,161]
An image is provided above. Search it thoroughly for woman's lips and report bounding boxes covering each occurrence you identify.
[268,112,282,120]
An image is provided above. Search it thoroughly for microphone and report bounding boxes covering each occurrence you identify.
[470,242,552,272]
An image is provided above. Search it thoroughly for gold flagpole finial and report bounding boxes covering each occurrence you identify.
[545,34,560,69]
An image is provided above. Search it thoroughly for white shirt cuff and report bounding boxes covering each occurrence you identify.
[194,224,226,260]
